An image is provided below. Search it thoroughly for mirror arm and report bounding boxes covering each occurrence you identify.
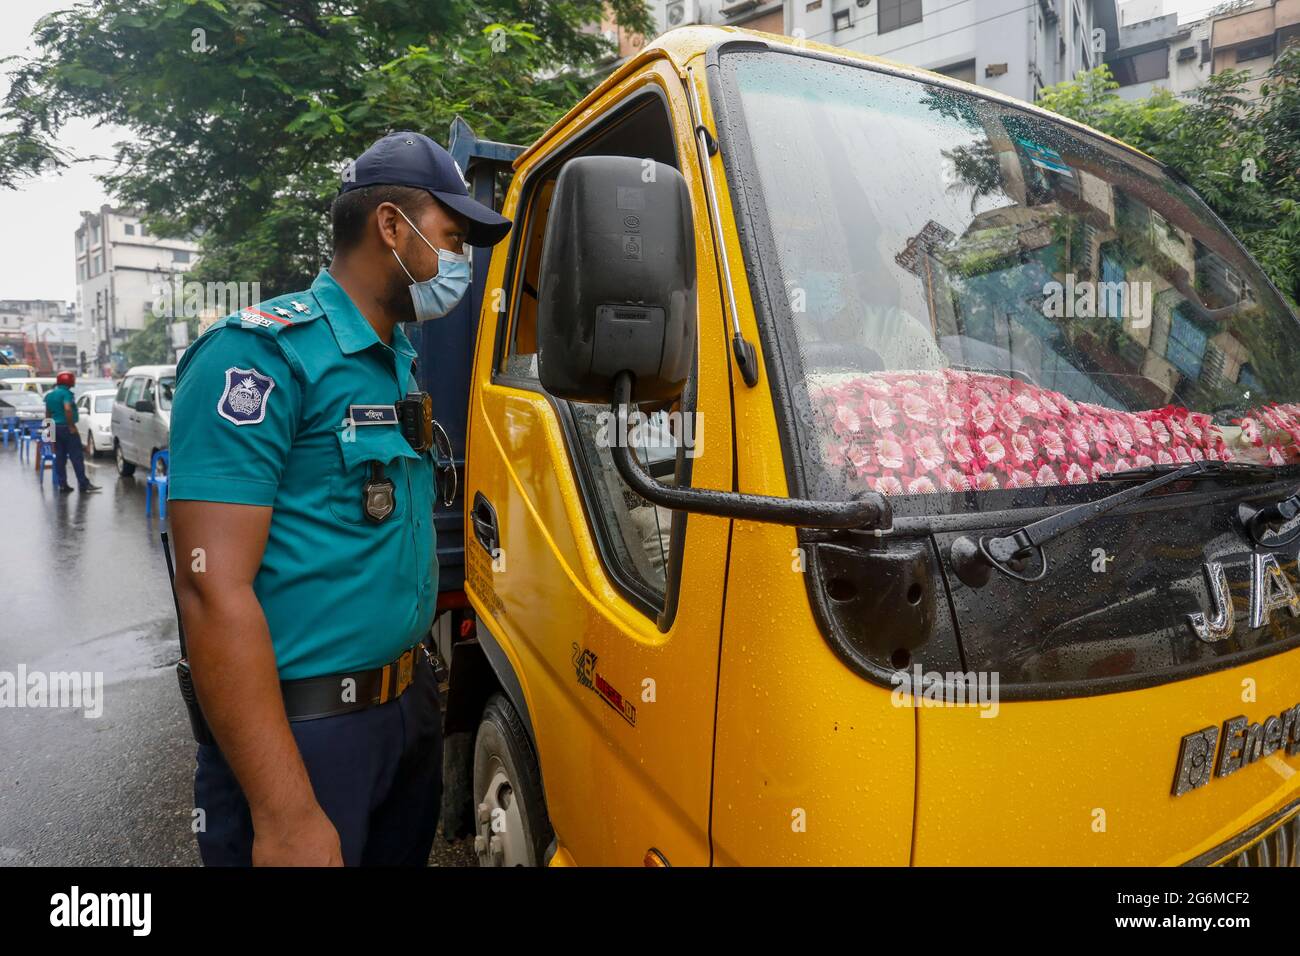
[608,372,892,531]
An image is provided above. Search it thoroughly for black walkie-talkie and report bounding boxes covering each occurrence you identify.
[161,531,215,746]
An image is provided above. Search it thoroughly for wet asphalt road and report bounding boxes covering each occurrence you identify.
[0,439,474,867]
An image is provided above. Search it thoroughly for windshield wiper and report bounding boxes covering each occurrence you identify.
[1100,460,1275,482]
[950,461,1255,588]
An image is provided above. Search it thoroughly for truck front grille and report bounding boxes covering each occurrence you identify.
[1193,801,1300,867]
[1219,811,1299,866]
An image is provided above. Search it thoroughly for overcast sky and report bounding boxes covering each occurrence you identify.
[0,0,1230,303]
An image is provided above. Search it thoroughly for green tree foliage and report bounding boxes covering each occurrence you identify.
[122,308,200,367]
[1038,50,1300,305]
[0,0,652,298]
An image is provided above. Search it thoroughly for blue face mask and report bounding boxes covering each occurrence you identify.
[391,206,471,321]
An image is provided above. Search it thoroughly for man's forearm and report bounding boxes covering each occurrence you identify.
[179,584,317,827]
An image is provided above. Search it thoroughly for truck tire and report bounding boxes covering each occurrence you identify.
[115,441,135,476]
[472,693,552,867]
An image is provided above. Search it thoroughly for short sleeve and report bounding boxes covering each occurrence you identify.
[169,327,302,507]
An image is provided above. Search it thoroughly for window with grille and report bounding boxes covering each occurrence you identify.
[1167,305,1208,379]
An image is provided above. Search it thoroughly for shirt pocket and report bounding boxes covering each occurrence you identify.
[329,425,421,526]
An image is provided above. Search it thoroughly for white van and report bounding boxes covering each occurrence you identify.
[111,365,176,476]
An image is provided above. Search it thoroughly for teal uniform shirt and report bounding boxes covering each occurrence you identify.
[169,270,438,680]
[45,385,77,425]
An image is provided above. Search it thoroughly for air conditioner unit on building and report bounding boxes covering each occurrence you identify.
[719,0,760,18]
[1177,45,1197,62]
[662,0,701,31]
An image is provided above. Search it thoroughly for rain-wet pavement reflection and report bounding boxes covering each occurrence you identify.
[0,445,196,865]
[0,441,473,866]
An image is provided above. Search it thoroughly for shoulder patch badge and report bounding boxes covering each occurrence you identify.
[217,367,275,426]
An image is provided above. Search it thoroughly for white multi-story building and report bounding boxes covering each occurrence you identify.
[1118,0,1163,25]
[24,321,80,373]
[74,204,199,376]
[648,0,1121,103]
[1107,7,1212,101]
[597,0,786,63]
[0,298,75,371]
[1106,0,1298,107]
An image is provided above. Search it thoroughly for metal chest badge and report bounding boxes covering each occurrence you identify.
[363,462,396,523]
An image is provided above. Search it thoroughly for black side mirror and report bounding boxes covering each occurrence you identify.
[135,399,155,413]
[529,155,889,534]
[537,155,696,405]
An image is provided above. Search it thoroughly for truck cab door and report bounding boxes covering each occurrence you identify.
[464,64,734,866]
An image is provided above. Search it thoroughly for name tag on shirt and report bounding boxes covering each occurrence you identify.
[349,404,398,426]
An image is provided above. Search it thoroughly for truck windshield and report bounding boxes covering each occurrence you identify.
[714,49,1300,505]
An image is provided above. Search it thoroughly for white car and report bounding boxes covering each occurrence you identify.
[0,390,48,423]
[75,388,117,457]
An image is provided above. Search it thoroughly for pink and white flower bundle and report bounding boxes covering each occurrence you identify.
[811,369,1300,496]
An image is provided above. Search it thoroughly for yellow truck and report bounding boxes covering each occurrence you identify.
[431,25,1300,866]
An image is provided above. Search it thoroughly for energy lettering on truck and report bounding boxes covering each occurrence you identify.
[1174,702,1300,796]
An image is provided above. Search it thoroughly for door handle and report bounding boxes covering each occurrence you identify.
[471,491,499,556]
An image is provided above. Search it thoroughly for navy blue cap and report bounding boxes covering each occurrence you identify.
[342,131,512,247]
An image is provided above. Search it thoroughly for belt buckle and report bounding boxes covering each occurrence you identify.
[398,648,414,694]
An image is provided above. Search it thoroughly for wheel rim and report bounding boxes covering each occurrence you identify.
[475,756,529,866]
[115,444,125,472]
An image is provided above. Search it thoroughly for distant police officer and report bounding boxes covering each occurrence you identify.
[169,132,511,866]
[45,370,100,494]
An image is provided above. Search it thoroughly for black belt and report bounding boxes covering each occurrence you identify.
[281,644,427,722]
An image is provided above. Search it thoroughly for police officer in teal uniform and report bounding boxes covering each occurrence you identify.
[45,370,100,493]
[169,132,510,866]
